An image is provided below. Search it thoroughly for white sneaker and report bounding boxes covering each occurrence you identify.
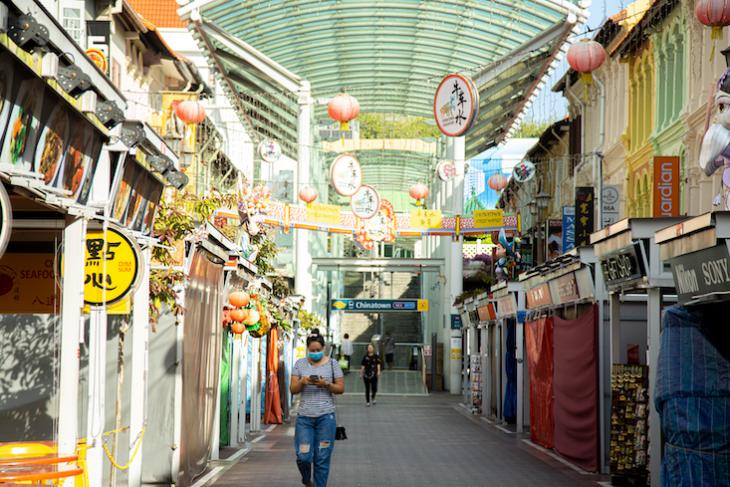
[373,399,377,405]
[366,402,371,407]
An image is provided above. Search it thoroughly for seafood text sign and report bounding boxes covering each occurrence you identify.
[0,253,58,313]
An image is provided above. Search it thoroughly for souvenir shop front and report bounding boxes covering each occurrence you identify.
[519,247,606,473]
[490,281,526,430]
[654,212,730,486]
[591,217,684,487]
[475,293,497,418]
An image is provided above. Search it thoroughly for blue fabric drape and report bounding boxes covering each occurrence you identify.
[503,319,517,423]
[656,304,730,487]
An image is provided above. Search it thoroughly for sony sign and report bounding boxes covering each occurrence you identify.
[669,244,730,305]
[653,156,679,217]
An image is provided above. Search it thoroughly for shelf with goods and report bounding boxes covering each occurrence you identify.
[610,364,649,487]
[469,354,483,414]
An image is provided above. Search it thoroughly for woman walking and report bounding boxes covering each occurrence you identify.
[290,329,345,487]
[360,343,381,406]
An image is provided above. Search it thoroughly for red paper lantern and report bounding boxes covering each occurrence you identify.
[298,186,318,205]
[174,100,206,124]
[327,93,360,131]
[408,183,429,206]
[567,39,606,83]
[695,0,730,39]
[229,291,250,308]
[230,322,246,334]
[488,174,509,191]
[230,308,249,323]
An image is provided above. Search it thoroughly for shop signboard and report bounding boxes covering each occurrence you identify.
[477,303,496,322]
[562,206,575,251]
[575,187,594,247]
[350,184,380,219]
[330,153,362,196]
[433,73,479,137]
[602,185,620,227]
[306,202,341,225]
[599,241,648,290]
[331,298,429,312]
[0,181,10,259]
[549,272,580,305]
[451,314,463,329]
[652,156,680,217]
[669,244,730,305]
[473,209,504,229]
[410,209,443,229]
[86,21,111,74]
[496,294,517,317]
[0,253,58,313]
[526,282,552,309]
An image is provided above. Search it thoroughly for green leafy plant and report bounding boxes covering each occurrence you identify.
[358,113,441,139]
[297,309,322,332]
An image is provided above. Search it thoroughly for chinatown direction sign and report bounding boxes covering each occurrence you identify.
[331,298,429,312]
[433,73,479,137]
[62,225,143,306]
[669,244,730,305]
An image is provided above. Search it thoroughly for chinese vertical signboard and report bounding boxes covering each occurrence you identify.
[653,156,680,217]
[575,187,594,247]
[562,206,575,251]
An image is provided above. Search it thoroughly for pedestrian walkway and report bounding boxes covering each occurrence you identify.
[207,394,606,487]
[343,370,428,395]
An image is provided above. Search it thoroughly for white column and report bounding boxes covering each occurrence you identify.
[229,335,241,447]
[237,335,248,444]
[58,217,86,486]
[128,247,150,487]
[515,291,526,434]
[448,137,465,394]
[86,307,107,487]
[250,339,261,432]
[171,284,185,485]
[647,287,662,487]
[295,81,313,310]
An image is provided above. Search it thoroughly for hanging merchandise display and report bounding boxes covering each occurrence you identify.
[610,364,649,484]
[512,160,536,183]
[350,184,380,219]
[258,139,282,163]
[330,153,363,196]
[433,73,479,137]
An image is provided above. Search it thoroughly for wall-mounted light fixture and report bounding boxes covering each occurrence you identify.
[8,14,48,50]
[95,101,125,129]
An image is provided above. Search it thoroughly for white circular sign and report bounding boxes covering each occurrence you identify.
[433,73,478,137]
[364,212,389,242]
[350,185,380,219]
[436,160,456,181]
[512,160,536,183]
[330,154,363,196]
[602,186,619,205]
[258,139,281,163]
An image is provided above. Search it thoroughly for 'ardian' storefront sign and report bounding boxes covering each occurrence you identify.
[653,156,679,217]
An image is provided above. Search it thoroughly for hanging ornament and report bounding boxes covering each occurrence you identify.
[696,0,730,39]
[298,186,318,206]
[488,174,509,191]
[230,322,246,334]
[566,39,606,85]
[230,308,249,323]
[174,99,206,124]
[327,93,360,131]
[408,183,429,207]
[229,291,250,308]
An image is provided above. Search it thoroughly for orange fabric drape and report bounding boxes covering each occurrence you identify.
[263,327,283,424]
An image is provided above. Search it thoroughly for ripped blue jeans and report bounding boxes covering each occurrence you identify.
[294,413,336,486]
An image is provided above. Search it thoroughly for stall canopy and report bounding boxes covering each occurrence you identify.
[179,0,587,159]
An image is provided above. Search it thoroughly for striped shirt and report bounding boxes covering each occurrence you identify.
[293,357,343,418]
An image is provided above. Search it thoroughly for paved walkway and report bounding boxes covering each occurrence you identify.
[209,394,606,487]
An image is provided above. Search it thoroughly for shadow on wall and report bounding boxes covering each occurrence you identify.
[0,314,59,441]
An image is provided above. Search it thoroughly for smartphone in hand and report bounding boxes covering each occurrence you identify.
[309,375,320,383]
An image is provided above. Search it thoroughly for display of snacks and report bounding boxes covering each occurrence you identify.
[470,354,483,414]
[610,364,649,486]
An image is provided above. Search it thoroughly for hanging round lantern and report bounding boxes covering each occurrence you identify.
[327,93,360,131]
[230,308,249,323]
[408,183,429,206]
[695,0,730,39]
[229,291,250,308]
[174,99,206,124]
[244,308,260,326]
[488,174,509,191]
[230,322,246,335]
[566,39,606,84]
[298,186,318,205]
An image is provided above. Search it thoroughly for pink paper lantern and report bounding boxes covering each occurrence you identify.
[488,174,509,191]
[298,186,318,204]
[696,0,730,38]
[327,93,360,131]
[567,39,606,83]
[174,100,206,124]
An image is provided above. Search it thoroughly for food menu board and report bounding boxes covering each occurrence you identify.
[0,69,46,172]
[57,122,97,198]
[110,155,164,235]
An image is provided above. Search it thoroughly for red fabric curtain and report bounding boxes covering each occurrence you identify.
[264,326,283,424]
[553,305,599,472]
[525,316,554,448]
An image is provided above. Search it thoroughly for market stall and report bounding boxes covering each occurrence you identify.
[475,294,499,420]
[654,212,730,486]
[590,217,685,487]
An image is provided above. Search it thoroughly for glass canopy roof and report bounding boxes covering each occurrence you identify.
[181,0,586,160]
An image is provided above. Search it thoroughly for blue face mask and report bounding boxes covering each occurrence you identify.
[308,351,324,361]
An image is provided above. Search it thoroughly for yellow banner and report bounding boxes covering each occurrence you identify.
[473,209,504,228]
[417,299,429,311]
[0,253,59,313]
[409,209,443,228]
[306,202,341,225]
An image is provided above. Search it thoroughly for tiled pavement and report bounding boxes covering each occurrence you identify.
[208,393,607,487]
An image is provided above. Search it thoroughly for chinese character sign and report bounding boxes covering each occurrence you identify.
[76,226,141,306]
[574,187,594,247]
[562,206,575,251]
[433,74,478,137]
[330,153,363,196]
[350,185,380,219]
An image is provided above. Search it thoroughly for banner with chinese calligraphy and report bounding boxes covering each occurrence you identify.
[306,202,341,225]
[574,187,594,248]
[409,209,443,228]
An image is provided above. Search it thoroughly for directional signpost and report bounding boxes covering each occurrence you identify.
[331,298,429,312]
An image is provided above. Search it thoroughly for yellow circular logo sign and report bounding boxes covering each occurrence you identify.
[81,226,141,306]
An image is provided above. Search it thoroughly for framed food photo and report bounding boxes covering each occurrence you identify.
[57,121,94,198]
[75,137,104,205]
[111,158,139,222]
[0,77,45,171]
[33,104,70,186]
[124,187,143,228]
[140,182,164,235]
